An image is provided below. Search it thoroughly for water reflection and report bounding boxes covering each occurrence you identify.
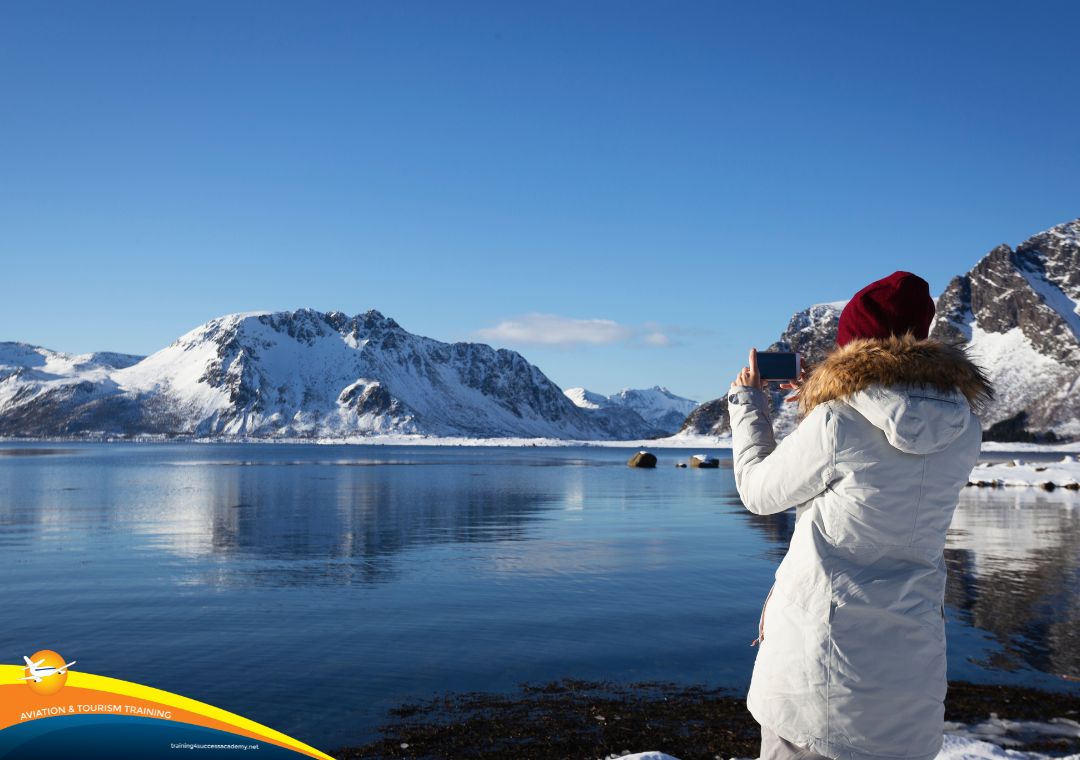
[736,509,796,563]
[0,453,562,587]
[945,487,1080,679]
[729,481,1080,682]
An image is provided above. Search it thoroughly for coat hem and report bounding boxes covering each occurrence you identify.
[748,698,942,760]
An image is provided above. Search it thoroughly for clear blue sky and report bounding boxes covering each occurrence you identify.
[3,1,1078,403]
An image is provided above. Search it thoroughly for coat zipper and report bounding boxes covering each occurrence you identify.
[751,584,775,647]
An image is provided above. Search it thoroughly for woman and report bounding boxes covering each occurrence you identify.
[727,271,993,760]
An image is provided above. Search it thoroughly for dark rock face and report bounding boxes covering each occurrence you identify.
[932,233,1080,365]
[679,397,731,437]
[337,381,405,417]
[982,411,1060,444]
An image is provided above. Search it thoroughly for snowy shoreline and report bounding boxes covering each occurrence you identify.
[0,433,735,448]
[616,723,1080,760]
[968,455,1080,491]
[616,719,1080,760]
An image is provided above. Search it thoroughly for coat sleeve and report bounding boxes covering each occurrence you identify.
[727,385,837,516]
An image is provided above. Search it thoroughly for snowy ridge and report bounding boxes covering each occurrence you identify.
[0,309,653,440]
[564,387,611,410]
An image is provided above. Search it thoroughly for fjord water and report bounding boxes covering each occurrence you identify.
[1,443,1077,750]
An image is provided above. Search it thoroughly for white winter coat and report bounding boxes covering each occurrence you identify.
[728,335,992,760]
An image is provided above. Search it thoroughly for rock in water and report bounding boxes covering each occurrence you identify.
[627,451,658,468]
[689,454,720,468]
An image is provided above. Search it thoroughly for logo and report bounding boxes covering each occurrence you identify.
[16,650,76,696]
[2,648,334,758]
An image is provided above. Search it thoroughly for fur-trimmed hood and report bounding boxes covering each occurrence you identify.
[796,334,993,453]
[798,334,993,417]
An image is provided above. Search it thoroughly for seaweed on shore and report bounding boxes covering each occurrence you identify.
[332,678,1080,760]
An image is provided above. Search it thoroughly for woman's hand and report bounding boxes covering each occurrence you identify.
[779,366,808,403]
[731,348,768,391]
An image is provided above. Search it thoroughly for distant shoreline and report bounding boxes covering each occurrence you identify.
[0,434,734,448]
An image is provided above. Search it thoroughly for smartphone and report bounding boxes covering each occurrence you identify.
[756,351,801,382]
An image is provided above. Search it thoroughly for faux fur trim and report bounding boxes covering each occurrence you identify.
[797,333,994,417]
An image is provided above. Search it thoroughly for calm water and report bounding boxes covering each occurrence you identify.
[1,443,1078,750]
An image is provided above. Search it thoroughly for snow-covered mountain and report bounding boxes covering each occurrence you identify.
[931,219,1080,441]
[560,386,662,438]
[564,385,698,435]
[679,216,1080,442]
[0,309,650,440]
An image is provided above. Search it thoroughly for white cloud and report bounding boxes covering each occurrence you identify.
[641,321,674,347]
[641,331,673,347]
[473,313,686,349]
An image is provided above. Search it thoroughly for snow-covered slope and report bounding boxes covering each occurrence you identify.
[0,310,633,440]
[564,387,611,410]
[565,385,698,435]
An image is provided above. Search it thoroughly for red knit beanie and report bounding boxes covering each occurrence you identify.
[836,271,936,347]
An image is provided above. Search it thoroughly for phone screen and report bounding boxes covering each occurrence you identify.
[756,351,800,381]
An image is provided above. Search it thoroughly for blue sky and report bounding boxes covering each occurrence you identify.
[2,1,1078,403]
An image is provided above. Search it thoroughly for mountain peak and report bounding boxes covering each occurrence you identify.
[1040,217,1080,242]
[350,309,402,332]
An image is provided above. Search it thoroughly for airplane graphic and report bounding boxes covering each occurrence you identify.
[17,655,77,683]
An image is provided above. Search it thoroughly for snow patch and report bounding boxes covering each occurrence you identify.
[964,323,1071,431]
